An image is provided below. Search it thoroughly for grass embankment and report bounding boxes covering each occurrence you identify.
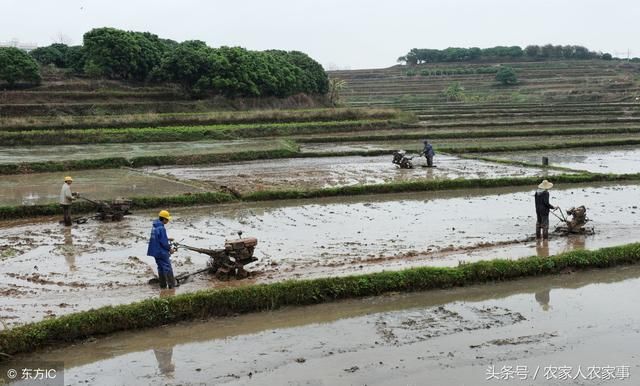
[0,107,399,131]
[0,119,401,146]
[0,192,235,219]
[420,117,640,129]
[3,172,640,220]
[443,138,640,153]
[1,243,639,359]
[294,126,640,143]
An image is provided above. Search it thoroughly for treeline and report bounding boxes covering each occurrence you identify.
[1,27,329,97]
[398,45,613,65]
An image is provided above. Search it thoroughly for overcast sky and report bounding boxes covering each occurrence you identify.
[2,0,638,69]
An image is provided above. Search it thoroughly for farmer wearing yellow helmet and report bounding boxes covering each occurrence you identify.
[59,176,78,226]
[147,209,177,289]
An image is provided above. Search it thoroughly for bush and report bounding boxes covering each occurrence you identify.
[443,82,465,101]
[0,47,41,86]
[495,66,518,85]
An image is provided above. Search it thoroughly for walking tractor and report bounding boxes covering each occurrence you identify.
[76,194,133,221]
[552,205,594,235]
[392,150,415,169]
[169,231,259,284]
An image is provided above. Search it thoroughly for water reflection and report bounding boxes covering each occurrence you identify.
[535,239,549,257]
[153,347,176,377]
[535,288,551,311]
[61,227,76,271]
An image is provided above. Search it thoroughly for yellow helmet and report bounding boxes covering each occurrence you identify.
[64,176,73,182]
[158,210,171,221]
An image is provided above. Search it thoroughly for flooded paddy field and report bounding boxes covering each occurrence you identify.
[143,154,562,193]
[1,182,639,326]
[0,139,290,164]
[485,146,640,174]
[299,133,640,154]
[0,168,202,206]
[9,264,640,385]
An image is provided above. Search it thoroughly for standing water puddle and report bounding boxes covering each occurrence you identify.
[6,264,640,385]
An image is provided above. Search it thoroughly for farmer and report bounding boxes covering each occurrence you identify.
[147,210,178,289]
[421,140,435,167]
[59,176,77,226]
[534,179,557,240]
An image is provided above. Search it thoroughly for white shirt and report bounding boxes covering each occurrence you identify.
[60,183,74,205]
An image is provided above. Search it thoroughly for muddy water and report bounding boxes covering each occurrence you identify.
[143,154,563,193]
[1,183,639,326]
[8,265,640,385]
[0,139,288,164]
[0,168,201,206]
[486,145,640,174]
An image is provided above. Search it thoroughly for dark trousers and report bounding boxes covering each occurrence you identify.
[154,255,175,289]
[426,155,433,167]
[536,212,549,239]
[154,255,174,275]
[61,204,72,226]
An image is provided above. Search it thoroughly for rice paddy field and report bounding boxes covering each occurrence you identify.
[2,59,640,384]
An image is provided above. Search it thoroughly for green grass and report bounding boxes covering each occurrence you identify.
[294,126,640,143]
[0,119,402,146]
[0,107,400,131]
[1,242,639,358]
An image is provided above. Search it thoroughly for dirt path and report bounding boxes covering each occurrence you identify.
[1,183,639,327]
[7,264,640,385]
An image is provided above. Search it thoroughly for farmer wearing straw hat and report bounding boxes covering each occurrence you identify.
[59,176,78,226]
[534,179,558,239]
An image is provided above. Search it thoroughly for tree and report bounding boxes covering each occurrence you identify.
[495,66,517,85]
[602,53,613,60]
[30,43,69,67]
[0,47,41,86]
[83,27,172,81]
[65,45,86,73]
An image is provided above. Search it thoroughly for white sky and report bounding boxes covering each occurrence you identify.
[2,0,639,69]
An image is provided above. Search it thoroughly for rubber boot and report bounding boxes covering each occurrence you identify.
[166,272,179,289]
[535,225,542,239]
[158,273,168,289]
[542,227,549,240]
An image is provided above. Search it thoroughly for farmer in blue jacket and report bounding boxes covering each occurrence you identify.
[147,210,177,289]
[421,139,435,167]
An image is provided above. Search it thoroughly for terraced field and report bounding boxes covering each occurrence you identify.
[3,59,640,379]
